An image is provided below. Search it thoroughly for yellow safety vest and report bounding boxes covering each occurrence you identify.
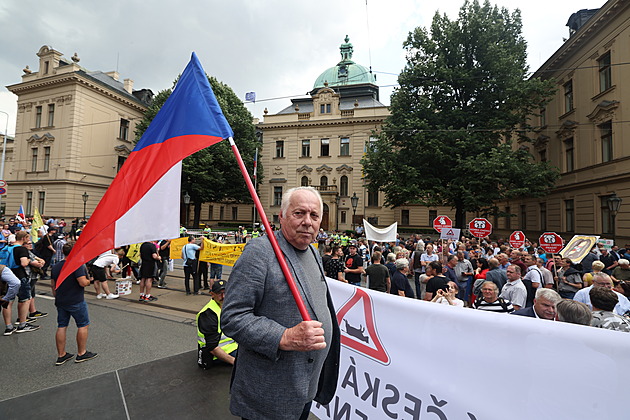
[196,299,238,359]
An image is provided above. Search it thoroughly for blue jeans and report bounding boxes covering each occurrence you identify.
[56,301,90,328]
[17,277,31,303]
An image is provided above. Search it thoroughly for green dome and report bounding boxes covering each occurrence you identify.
[313,36,376,89]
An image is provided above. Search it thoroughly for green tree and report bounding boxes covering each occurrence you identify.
[135,76,260,228]
[361,0,559,228]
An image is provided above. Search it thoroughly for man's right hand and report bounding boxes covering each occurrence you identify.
[279,321,326,352]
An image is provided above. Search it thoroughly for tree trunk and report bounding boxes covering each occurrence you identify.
[193,202,202,229]
[455,204,466,230]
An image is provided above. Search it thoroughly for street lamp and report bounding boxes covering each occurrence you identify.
[335,194,340,232]
[82,191,89,219]
[607,194,622,245]
[350,192,359,232]
[0,111,9,217]
[183,191,191,227]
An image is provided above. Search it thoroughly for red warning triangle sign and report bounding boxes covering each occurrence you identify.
[336,288,390,364]
[447,229,454,236]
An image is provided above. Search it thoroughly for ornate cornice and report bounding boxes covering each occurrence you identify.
[26,132,55,146]
[114,144,132,156]
[259,116,388,130]
[556,120,579,140]
[296,165,313,174]
[587,100,619,124]
[335,164,354,175]
[316,164,332,174]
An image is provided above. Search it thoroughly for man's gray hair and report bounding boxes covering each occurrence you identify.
[482,281,498,292]
[280,187,323,218]
[556,299,592,325]
[395,258,409,270]
[535,288,561,304]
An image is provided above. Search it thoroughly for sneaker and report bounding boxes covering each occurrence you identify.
[96,293,106,299]
[139,296,145,302]
[135,280,140,285]
[16,323,40,333]
[15,318,38,325]
[28,311,48,319]
[146,295,158,302]
[75,351,98,363]
[4,326,15,336]
[55,352,75,366]
[105,293,119,299]
[157,284,167,289]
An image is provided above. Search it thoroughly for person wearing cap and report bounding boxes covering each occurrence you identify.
[344,243,364,286]
[196,280,237,368]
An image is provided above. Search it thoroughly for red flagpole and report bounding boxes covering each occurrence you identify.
[229,137,311,321]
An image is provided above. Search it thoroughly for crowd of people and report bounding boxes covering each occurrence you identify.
[318,231,630,332]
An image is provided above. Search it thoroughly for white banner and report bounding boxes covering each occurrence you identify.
[313,280,629,420]
[440,227,461,241]
[363,219,397,242]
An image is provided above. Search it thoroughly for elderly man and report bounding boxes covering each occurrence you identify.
[590,287,630,332]
[611,259,630,283]
[485,257,507,292]
[522,254,543,308]
[573,272,630,316]
[556,299,592,326]
[512,288,562,320]
[221,187,340,420]
[499,265,527,310]
[390,258,414,298]
[472,281,514,313]
[536,257,555,289]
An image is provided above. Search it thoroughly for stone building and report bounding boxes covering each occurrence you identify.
[5,45,152,219]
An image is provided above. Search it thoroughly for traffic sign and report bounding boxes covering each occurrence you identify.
[0,187,6,195]
[433,215,452,233]
[539,232,564,254]
[509,231,526,248]
[468,218,492,238]
[0,180,6,188]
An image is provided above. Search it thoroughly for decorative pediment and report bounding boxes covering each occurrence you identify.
[114,144,132,156]
[335,164,354,175]
[534,134,550,150]
[587,100,619,124]
[296,165,313,174]
[556,120,578,141]
[273,166,284,175]
[26,132,55,146]
[316,164,332,174]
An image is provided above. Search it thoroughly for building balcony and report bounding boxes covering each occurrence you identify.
[312,184,338,195]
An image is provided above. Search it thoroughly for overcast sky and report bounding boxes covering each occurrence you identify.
[0,0,602,136]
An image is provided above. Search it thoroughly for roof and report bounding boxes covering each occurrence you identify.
[313,36,377,90]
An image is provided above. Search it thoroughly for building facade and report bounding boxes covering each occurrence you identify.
[493,0,630,246]
[5,45,152,219]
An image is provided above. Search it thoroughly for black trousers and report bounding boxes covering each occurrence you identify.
[183,265,199,294]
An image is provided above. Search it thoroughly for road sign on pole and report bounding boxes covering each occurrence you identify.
[509,231,526,248]
[433,215,452,233]
[468,218,492,238]
[539,232,564,254]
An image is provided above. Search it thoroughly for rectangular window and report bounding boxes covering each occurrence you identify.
[539,149,547,162]
[341,211,347,224]
[320,138,329,156]
[26,192,33,216]
[540,203,547,231]
[601,121,613,162]
[119,119,129,141]
[367,190,378,207]
[340,137,350,156]
[320,104,331,114]
[38,192,45,214]
[219,206,224,220]
[43,146,50,171]
[401,210,410,226]
[565,199,575,232]
[301,139,310,157]
[31,148,38,172]
[275,141,284,158]
[520,205,527,230]
[599,51,612,92]
[47,104,55,127]
[208,205,213,220]
[564,138,574,172]
[539,108,546,127]
[273,186,282,206]
[505,206,511,230]
[601,196,614,235]
[35,106,42,128]
[117,156,126,173]
[564,80,574,113]
[232,207,238,220]
[429,210,437,226]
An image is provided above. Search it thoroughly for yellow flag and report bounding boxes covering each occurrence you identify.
[31,208,45,243]
[126,243,141,263]
[169,237,189,260]
[199,238,245,266]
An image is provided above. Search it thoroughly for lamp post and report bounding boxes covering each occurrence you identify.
[82,191,89,219]
[0,111,9,217]
[351,192,359,232]
[607,194,622,245]
[183,191,191,227]
[335,194,340,232]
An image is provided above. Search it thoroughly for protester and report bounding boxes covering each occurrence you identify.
[555,299,592,326]
[512,288,561,320]
[499,265,527,310]
[221,186,340,420]
[431,281,464,307]
[139,241,161,302]
[344,243,364,286]
[365,251,390,293]
[473,281,514,313]
[589,286,630,332]
[157,238,171,289]
[91,249,124,300]
[583,260,605,288]
[182,236,200,296]
[424,260,449,301]
[324,246,346,282]
[390,258,414,298]
[555,257,583,299]
[573,272,630,316]
[196,280,237,368]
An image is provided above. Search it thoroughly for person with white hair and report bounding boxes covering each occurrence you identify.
[512,288,562,320]
[611,258,630,283]
[390,258,414,298]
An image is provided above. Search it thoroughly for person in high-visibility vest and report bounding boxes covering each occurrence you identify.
[196,280,238,368]
[252,229,259,239]
[203,226,212,238]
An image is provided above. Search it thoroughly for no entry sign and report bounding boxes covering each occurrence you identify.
[468,218,492,238]
[539,232,564,254]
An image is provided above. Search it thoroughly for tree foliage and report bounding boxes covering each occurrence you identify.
[361,0,559,227]
[135,76,260,227]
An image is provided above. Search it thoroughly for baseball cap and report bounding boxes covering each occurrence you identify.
[211,280,227,293]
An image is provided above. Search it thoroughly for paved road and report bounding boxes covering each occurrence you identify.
[0,293,197,402]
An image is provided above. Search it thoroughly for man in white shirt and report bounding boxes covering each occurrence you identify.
[499,265,527,310]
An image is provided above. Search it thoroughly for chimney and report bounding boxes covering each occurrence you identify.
[123,78,134,94]
[105,71,119,81]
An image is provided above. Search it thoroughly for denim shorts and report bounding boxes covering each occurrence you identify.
[56,301,90,328]
[209,265,223,279]
[17,277,32,303]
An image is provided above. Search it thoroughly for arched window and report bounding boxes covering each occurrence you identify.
[340,175,348,196]
[301,176,309,186]
[320,176,328,186]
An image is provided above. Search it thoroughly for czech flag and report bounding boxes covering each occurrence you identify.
[56,53,234,287]
[16,205,25,223]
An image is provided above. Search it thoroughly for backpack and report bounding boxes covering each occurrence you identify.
[0,245,19,269]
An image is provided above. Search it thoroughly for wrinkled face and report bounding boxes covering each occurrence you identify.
[426,244,433,254]
[533,297,556,320]
[211,289,225,306]
[523,255,535,266]
[506,266,520,282]
[481,284,497,302]
[279,190,321,250]
[593,278,613,289]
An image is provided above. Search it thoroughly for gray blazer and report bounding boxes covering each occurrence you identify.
[221,231,340,420]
